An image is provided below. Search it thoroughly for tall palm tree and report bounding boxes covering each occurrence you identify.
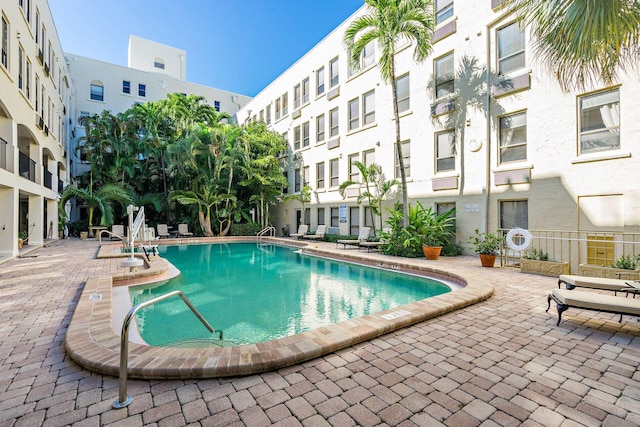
[345,0,435,228]
[509,0,640,91]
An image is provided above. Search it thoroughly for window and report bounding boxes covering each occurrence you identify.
[302,121,310,148]
[35,75,40,112]
[18,46,24,90]
[214,101,220,112]
[266,104,271,125]
[154,58,165,69]
[330,57,339,88]
[90,83,104,101]
[348,97,360,130]
[396,74,410,113]
[436,130,456,172]
[317,66,325,95]
[294,83,301,109]
[435,53,454,98]
[1,17,8,69]
[316,114,325,143]
[436,0,454,24]
[330,158,339,187]
[138,83,146,97]
[331,207,339,227]
[122,80,130,94]
[302,77,310,104]
[282,171,288,194]
[303,166,309,187]
[349,153,360,181]
[259,110,264,122]
[579,88,620,154]
[363,90,375,125]
[498,22,525,75]
[499,112,527,163]
[316,162,325,189]
[330,107,339,137]
[395,140,411,178]
[500,200,528,229]
[35,11,39,45]
[275,98,281,120]
[363,149,375,167]
[294,125,301,150]
[317,207,325,225]
[25,59,31,99]
[294,168,301,192]
[362,41,375,68]
[281,92,288,116]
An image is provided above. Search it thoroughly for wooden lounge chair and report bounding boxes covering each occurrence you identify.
[547,288,640,325]
[558,274,636,294]
[303,225,327,240]
[336,227,371,249]
[156,224,170,239]
[178,223,194,237]
[289,224,309,240]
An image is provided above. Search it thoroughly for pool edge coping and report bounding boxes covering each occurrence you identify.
[64,238,494,379]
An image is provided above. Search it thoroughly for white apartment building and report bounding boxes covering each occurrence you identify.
[0,0,73,260]
[68,35,252,180]
[236,1,640,262]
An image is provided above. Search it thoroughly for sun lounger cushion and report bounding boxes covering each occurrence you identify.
[547,288,640,325]
[304,225,327,240]
[289,224,308,239]
[558,274,634,292]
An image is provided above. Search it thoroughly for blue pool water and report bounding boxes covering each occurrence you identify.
[130,243,452,346]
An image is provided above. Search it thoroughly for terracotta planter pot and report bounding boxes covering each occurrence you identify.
[422,245,442,260]
[479,253,496,267]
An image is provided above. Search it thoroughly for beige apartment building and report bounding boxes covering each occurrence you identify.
[236,1,640,266]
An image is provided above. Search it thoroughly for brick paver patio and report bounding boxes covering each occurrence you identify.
[1,238,638,426]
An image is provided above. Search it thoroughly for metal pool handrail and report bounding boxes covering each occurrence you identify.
[112,290,217,409]
[257,226,276,244]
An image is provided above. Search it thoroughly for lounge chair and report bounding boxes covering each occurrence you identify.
[289,224,309,240]
[336,227,371,249]
[359,228,390,252]
[156,224,170,239]
[558,274,636,294]
[111,224,125,240]
[178,223,194,237]
[303,225,327,240]
[547,288,640,325]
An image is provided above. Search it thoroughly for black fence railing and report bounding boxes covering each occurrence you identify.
[58,179,64,193]
[44,169,53,190]
[0,137,7,170]
[19,152,36,182]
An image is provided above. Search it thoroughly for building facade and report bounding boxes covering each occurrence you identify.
[0,0,73,259]
[235,1,640,260]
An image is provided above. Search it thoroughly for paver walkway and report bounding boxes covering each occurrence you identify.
[0,238,638,426]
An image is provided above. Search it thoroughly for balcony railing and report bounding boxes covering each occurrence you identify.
[44,169,53,190]
[19,152,36,182]
[58,179,64,193]
[0,137,7,170]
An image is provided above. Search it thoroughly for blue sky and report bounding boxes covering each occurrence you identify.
[49,1,364,97]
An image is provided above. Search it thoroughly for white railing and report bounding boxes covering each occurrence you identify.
[257,226,276,244]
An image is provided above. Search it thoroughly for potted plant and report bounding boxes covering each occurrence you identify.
[578,254,640,280]
[17,231,27,249]
[421,207,456,260]
[468,229,502,267]
[520,248,569,277]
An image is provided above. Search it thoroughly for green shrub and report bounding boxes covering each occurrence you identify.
[522,248,549,261]
[230,222,262,236]
[441,243,463,257]
[611,254,640,270]
[67,219,89,237]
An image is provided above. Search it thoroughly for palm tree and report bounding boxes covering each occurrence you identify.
[345,0,436,228]
[509,0,640,91]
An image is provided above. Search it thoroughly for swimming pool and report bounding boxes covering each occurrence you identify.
[130,242,453,347]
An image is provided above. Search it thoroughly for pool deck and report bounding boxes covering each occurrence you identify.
[1,238,639,426]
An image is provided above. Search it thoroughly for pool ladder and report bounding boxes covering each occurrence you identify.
[112,290,221,409]
[257,226,276,244]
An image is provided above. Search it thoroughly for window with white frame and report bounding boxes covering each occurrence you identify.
[302,77,309,104]
[330,107,339,137]
[317,66,325,95]
[499,111,527,163]
[330,57,339,88]
[281,92,288,116]
[363,90,375,125]
[500,200,528,229]
[436,130,455,172]
[316,162,325,189]
[436,0,454,24]
[259,109,264,122]
[435,52,454,98]
[35,75,40,112]
[293,125,301,150]
[348,97,360,131]
[302,121,310,148]
[364,206,374,228]
[266,104,271,125]
[363,149,375,167]
[316,114,325,143]
[362,41,375,68]
[154,58,165,69]
[330,158,339,187]
[214,101,220,112]
[1,16,8,69]
[579,88,620,154]
[294,168,301,192]
[35,10,39,45]
[349,153,360,181]
[90,82,104,101]
[317,207,325,225]
[497,22,525,75]
[331,207,339,227]
[138,83,146,97]
[18,46,24,91]
[395,140,411,178]
[303,166,309,187]
[275,98,281,120]
[122,80,130,94]
[282,171,288,194]
[396,73,410,113]
[25,58,31,99]
[294,83,301,109]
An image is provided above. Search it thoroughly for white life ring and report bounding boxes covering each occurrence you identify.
[506,228,532,251]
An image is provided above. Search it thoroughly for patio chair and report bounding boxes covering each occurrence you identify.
[156,224,171,239]
[558,275,635,295]
[359,228,390,252]
[303,225,327,240]
[178,223,194,237]
[111,224,125,240]
[336,227,371,249]
[289,224,309,240]
[547,287,640,326]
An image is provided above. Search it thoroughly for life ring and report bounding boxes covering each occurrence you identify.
[505,228,532,251]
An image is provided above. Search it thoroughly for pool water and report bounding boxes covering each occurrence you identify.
[130,242,452,346]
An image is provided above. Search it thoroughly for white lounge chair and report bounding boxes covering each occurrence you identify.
[289,224,309,240]
[303,225,327,240]
[178,223,194,237]
[111,224,125,240]
[336,227,371,249]
[547,287,640,325]
[558,274,635,294]
[156,224,170,239]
